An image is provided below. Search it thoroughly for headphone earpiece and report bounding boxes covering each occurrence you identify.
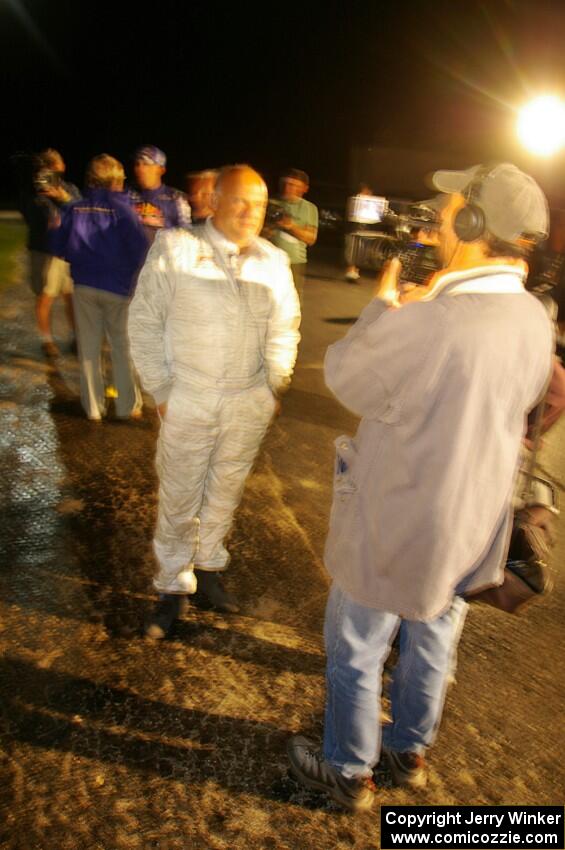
[453,203,486,242]
[452,166,492,242]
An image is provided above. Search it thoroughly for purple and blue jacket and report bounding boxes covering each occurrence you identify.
[127,184,191,243]
[50,189,148,298]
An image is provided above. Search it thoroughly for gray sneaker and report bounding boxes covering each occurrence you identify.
[287,735,376,812]
[383,747,427,788]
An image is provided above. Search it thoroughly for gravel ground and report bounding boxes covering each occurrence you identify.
[0,256,563,850]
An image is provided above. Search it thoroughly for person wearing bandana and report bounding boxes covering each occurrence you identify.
[128,145,191,244]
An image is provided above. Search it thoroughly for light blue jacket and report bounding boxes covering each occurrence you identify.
[324,265,553,620]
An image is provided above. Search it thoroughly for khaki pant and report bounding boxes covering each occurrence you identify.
[73,285,141,420]
[29,251,73,297]
[291,264,306,302]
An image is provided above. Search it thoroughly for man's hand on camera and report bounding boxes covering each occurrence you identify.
[43,185,71,204]
[374,257,401,307]
[278,214,294,231]
[278,216,317,246]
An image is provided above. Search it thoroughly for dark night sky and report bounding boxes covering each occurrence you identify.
[2,0,565,203]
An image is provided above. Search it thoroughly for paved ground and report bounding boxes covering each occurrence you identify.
[0,248,564,850]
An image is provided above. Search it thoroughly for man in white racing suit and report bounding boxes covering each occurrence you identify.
[128,165,301,636]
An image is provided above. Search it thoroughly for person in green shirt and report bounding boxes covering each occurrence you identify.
[267,168,318,299]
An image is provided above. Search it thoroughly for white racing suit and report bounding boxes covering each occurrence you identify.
[128,220,301,593]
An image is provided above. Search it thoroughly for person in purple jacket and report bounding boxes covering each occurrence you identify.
[128,145,191,244]
[51,154,148,421]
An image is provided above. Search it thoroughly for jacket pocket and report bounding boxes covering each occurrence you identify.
[334,435,358,496]
[325,435,362,569]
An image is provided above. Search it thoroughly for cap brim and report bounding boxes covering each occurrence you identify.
[136,156,163,166]
[432,165,482,194]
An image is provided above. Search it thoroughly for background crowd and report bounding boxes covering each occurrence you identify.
[16,146,319,423]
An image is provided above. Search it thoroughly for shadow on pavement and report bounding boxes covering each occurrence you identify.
[1,655,330,810]
[42,364,160,637]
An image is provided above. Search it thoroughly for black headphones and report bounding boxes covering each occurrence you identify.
[453,165,493,242]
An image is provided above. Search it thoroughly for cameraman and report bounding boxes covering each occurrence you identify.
[265,168,318,300]
[287,163,554,811]
[19,149,80,357]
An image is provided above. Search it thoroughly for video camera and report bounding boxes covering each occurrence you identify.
[33,168,62,193]
[347,196,441,285]
[265,199,286,226]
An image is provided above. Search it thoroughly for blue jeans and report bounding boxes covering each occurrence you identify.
[323,583,467,779]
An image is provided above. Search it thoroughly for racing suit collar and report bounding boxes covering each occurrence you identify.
[205,218,261,259]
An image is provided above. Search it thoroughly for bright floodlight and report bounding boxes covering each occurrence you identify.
[517,95,565,156]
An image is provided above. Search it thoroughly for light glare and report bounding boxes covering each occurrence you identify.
[517,95,565,156]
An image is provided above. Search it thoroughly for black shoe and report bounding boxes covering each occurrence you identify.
[145,594,189,640]
[42,341,60,358]
[195,569,240,613]
[69,338,78,356]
